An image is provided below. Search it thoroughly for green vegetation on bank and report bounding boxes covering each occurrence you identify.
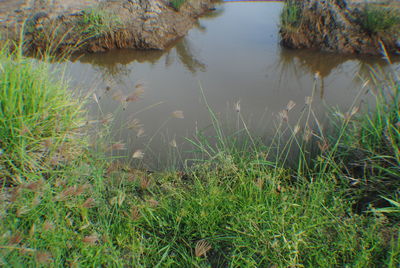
[0,47,399,266]
[79,8,122,38]
[280,0,302,30]
[358,4,400,35]
[0,44,85,182]
[280,0,400,36]
[170,0,187,11]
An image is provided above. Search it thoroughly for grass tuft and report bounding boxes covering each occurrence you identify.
[358,5,400,35]
[0,44,85,183]
[170,0,187,11]
[280,0,302,31]
[79,8,122,37]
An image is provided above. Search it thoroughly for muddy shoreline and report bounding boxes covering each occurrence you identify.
[280,0,400,55]
[0,0,217,54]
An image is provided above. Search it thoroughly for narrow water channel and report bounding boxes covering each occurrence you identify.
[61,1,398,168]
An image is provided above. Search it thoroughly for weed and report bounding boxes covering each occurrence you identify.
[79,8,122,37]
[332,69,400,210]
[280,0,302,31]
[170,0,187,11]
[358,5,400,35]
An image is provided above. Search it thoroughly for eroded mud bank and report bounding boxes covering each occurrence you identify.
[280,0,400,55]
[0,0,216,53]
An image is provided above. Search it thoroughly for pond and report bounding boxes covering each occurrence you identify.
[61,1,397,169]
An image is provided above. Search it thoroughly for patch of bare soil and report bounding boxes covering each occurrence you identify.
[0,0,216,53]
[280,0,400,55]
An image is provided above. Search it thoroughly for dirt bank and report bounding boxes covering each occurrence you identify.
[280,0,400,55]
[0,0,216,53]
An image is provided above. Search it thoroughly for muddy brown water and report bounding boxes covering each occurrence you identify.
[59,1,398,169]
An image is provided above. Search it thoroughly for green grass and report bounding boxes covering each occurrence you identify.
[331,70,400,210]
[358,5,400,35]
[170,0,187,11]
[0,46,399,266]
[0,44,85,183]
[280,0,302,30]
[79,8,122,37]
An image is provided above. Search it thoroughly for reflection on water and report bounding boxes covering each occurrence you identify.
[62,2,399,169]
[275,48,397,99]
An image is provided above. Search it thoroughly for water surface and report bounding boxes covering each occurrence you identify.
[62,2,398,168]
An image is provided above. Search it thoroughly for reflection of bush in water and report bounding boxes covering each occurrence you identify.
[74,49,165,80]
[174,39,206,74]
[74,37,206,81]
[277,48,398,79]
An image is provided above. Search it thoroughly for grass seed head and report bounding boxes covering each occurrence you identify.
[279,110,289,122]
[317,139,329,152]
[82,235,98,245]
[235,100,241,113]
[303,125,312,142]
[126,88,145,102]
[140,176,151,190]
[147,199,159,207]
[135,83,144,89]
[112,90,124,102]
[16,206,30,217]
[82,197,96,208]
[108,142,126,151]
[24,180,44,192]
[128,118,143,130]
[305,96,313,105]
[294,125,300,135]
[100,113,113,124]
[255,178,264,189]
[130,205,141,220]
[132,150,144,159]
[137,128,145,138]
[169,139,177,148]
[286,100,296,111]
[9,232,23,245]
[29,224,36,237]
[43,220,55,231]
[195,240,212,257]
[172,110,184,119]
[36,251,53,264]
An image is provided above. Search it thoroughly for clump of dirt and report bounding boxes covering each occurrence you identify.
[280,0,400,55]
[0,0,216,54]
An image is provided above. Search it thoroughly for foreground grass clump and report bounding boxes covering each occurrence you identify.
[0,145,398,266]
[0,145,397,267]
[333,71,400,210]
[0,46,85,182]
